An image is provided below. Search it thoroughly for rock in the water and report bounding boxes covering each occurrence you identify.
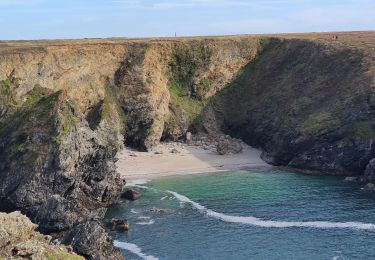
[171,148,180,154]
[363,183,375,191]
[344,177,360,182]
[106,219,130,232]
[121,189,141,201]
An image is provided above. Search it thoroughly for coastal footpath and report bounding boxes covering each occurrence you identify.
[0,32,375,259]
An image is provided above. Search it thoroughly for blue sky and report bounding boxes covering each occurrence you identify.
[0,0,374,40]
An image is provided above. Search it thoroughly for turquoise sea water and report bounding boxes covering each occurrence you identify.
[106,168,375,260]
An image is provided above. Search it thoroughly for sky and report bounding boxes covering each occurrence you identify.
[0,0,374,40]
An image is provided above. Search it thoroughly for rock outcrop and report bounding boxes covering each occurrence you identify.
[0,86,124,258]
[208,37,375,178]
[0,211,84,259]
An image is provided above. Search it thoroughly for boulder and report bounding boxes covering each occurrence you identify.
[216,137,243,155]
[63,210,123,260]
[344,177,360,182]
[106,219,130,232]
[363,183,375,191]
[121,189,141,201]
[171,148,180,154]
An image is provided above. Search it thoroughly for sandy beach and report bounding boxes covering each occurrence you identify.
[116,142,269,180]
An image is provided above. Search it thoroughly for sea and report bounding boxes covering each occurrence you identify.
[106,168,375,260]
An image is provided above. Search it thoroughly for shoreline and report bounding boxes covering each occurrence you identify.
[116,142,270,181]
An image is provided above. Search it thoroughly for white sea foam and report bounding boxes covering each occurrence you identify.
[138,216,151,219]
[114,240,158,260]
[136,219,155,225]
[126,179,150,187]
[130,209,139,214]
[168,191,375,230]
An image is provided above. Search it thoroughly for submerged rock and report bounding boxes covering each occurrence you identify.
[121,189,141,201]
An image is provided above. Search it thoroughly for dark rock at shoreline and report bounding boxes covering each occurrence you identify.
[63,210,123,260]
[209,39,375,179]
[0,89,125,258]
[344,176,360,182]
[32,195,86,233]
[121,189,141,201]
[106,218,130,232]
[363,183,375,191]
[364,158,375,183]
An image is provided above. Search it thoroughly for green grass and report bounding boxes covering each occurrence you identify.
[55,102,78,142]
[169,81,208,125]
[352,121,375,139]
[300,111,340,137]
[0,78,17,108]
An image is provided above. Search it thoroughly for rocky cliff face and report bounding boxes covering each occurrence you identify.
[208,37,375,177]
[0,211,84,259]
[1,32,375,258]
[0,37,261,259]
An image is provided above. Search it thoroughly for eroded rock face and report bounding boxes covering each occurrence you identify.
[0,211,84,260]
[209,38,375,176]
[0,87,124,258]
[63,210,123,260]
[1,34,375,258]
[364,158,375,183]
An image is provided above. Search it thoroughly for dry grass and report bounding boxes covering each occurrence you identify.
[0,31,374,55]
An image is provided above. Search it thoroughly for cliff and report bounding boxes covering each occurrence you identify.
[1,32,375,259]
[0,211,84,259]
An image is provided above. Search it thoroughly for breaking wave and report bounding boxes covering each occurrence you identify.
[168,191,375,230]
[114,240,158,260]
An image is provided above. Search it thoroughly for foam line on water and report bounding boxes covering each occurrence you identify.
[136,219,155,225]
[114,240,158,260]
[126,179,150,187]
[167,191,375,230]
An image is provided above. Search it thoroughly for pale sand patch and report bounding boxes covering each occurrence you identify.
[116,142,269,180]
